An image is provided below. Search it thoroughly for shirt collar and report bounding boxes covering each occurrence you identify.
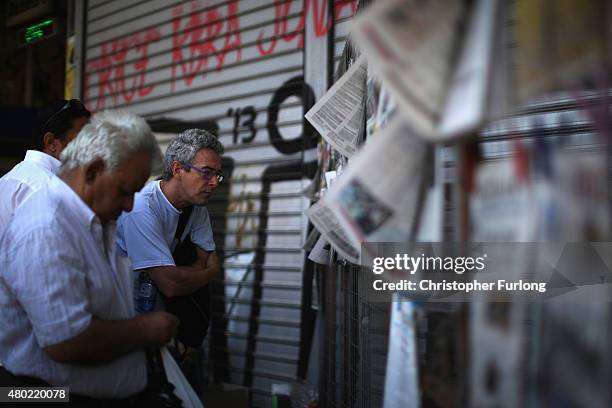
[155,180,181,214]
[49,176,98,228]
[23,150,61,175]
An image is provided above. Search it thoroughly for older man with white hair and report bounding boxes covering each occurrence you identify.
[0,110,179,404]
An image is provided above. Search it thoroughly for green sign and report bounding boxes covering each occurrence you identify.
[18,18,55,47]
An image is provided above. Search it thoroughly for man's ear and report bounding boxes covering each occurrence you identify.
[171,160,183,180]
[84,158,106,182]
[43,132,62,156]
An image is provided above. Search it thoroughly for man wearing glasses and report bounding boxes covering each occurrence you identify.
[0,99,90,236]
[116,129,223,373]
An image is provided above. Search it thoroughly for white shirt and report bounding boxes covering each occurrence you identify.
[0,150,61,237]
[0,176,147,398]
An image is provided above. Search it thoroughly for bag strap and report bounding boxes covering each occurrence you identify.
[175,206,194,243]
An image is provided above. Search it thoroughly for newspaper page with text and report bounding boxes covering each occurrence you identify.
[351,0,465,139]
[306,117,428,262]
[305,55,367,158]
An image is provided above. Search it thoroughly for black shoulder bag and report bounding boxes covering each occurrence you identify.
[160,206,211,348]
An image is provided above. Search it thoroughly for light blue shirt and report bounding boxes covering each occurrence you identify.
[0,176,147,398]
[0,150,60,237]
[116,180,215,270]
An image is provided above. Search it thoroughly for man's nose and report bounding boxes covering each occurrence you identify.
[208,176,220,187]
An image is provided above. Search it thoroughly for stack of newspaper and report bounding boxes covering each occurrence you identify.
[305,0,500,263]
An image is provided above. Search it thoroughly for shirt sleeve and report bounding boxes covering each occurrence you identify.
[118,210,175,269]
[189,207,216,251]
[0,180,32,236]
[3,227,92,348]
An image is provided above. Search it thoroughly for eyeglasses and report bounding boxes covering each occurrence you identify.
[183,163,224,183]
[43,99,88,131]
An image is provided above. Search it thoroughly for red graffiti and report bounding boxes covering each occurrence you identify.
[309,0,357,37]
[170,0,241,92]
[85,28,160,110]
[311,0,331,37]
[334,0,357,21]
[256,0,356,56]
[85,0,356,106]
[219,1,241,68]
[257,0,305,56]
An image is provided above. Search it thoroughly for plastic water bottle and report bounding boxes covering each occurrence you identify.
[134,272,157,313]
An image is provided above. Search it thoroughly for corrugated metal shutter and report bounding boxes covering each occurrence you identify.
[82,1,355,406]
[333,0,353,71]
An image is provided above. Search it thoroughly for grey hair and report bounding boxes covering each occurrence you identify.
[162,128,224,180]
[60,110,162,174]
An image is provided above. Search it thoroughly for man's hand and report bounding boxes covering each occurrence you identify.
[204,251,220,272]
[43,313,179,366]
[146,250,220,297]
[136,311,179,348]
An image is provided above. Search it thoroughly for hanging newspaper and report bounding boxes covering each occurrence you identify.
[308,235,332,265]
[375,85,397,133]
[438,0,499,139]
[365,65,381,138]
[470,300,529,408]
[306,117,428,263]
[469,155,533,408]
[383,297,420,408]
[351,0,465,140]
[306,201,360,263]
[470,158,534,241]
[305,55,367,158]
